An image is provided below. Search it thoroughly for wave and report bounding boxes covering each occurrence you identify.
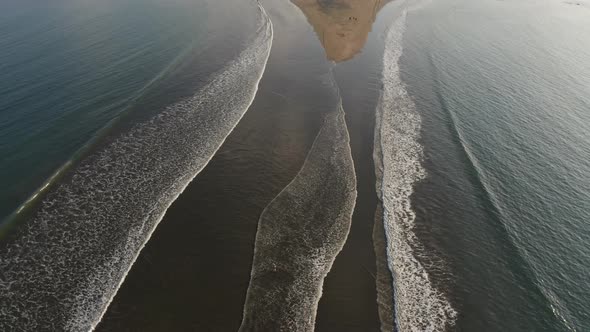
[428,54,577,332]
[239,67,356,332]
[3,41,195,229]
[373,12,457,331]
[373,203,397,332]
[0,4,273,331]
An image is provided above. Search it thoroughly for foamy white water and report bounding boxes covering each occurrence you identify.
[239,90,356,331]
[373,203,396,332]
[374,12,457,331]
[0,5,272,331]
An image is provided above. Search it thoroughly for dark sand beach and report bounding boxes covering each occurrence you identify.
[3,0,590,331]
[97,1,391,330]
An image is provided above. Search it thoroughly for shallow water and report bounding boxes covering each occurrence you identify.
[1,0,589,331]
[0,0,271,330]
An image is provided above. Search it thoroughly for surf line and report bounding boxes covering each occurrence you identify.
[1,29,198,234]
[87,4,274,330]
[239,62,357,331]
[373,11,457,332]
[0,4,273,332]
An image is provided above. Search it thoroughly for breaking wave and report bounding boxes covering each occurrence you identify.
[239,67,356,332]
[373,12,457,332]
[373,202,397,332]
[0,4,273,331]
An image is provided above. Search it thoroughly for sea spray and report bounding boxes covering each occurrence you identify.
[0,4,273,331]
[374,12,457,331]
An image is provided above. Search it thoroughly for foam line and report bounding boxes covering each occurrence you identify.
[0,4,273,331]
[373,202,396,332]
[373,11,457,331]
[4,41,194,228]
[239,102,357,332]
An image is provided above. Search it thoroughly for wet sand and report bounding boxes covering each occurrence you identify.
[97,0,396,330]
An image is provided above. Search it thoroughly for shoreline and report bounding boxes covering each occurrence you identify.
[98,1,386,330]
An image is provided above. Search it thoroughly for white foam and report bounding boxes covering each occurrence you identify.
[0,4,273,331]
[374,12,457,332]
[373,203,396,332]
[239,100,357,331]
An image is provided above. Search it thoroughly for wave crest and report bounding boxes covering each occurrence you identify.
[374,11,457,332]
[0,5,273,331]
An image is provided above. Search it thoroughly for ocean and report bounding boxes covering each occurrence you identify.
[400,0,590,329]
[1,0,589,331]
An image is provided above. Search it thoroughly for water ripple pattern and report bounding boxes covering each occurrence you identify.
[239,103,357,331]
[374,12,457,331]
[0,5,273,331]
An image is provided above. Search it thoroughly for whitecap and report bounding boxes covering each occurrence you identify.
[0,4,273,331]
[374,11,457,332]
[239,92,357,331]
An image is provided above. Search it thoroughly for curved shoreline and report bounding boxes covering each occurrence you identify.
[0,4,273,330]
[239,99,357,331]
[374,11,457,331]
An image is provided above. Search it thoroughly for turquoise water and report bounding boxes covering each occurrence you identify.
[0,0,209,221]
